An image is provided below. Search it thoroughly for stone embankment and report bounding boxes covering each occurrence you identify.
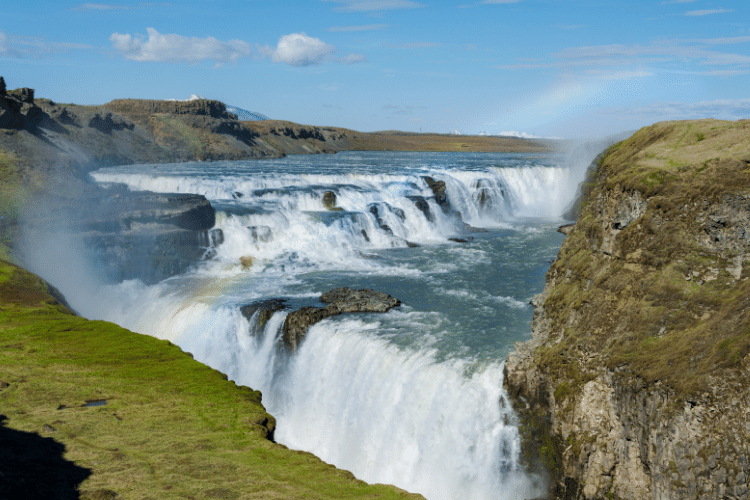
[505,119,750,500]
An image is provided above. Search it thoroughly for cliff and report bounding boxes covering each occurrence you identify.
[505,119,750,499]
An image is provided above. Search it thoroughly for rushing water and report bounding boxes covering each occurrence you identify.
[69,151,576,499]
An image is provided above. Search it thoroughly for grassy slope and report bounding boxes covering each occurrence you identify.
[0,266,423,499]
[345,131,552,153]
[539,119,750,399]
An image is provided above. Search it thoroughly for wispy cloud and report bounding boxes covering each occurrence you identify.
[328,24,389,32]
[71,2,171,11]
[0,30,93,58]
[110,28,251,65]
[685,8,734,16]
[258,33,366,66]
[497,40,750,74]
[697,36,750,45]
[602,98,750,121]
[481,0,522,3]
[384,42,440,48]
[323,0,425,12]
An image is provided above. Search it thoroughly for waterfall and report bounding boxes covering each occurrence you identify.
[70,152,574,499]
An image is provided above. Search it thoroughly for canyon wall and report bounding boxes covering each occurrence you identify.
[506,119,750,500]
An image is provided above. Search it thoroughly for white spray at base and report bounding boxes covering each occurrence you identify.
[112,293,545,500]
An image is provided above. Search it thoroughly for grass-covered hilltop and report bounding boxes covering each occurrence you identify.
[505,119,750,500]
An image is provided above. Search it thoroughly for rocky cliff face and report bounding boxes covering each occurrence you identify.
[505,119,750,500]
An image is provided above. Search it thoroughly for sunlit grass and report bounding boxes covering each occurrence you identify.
[0,258,423,499]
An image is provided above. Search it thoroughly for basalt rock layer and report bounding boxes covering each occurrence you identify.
[505,119,750,500]
[283,288,401,352]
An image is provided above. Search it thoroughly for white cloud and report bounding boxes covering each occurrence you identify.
[258,33,334,66]
[258,33,365,66]
[685,8,734,16]
[109,28,251,65]
[324,0,425,12]
[328,24,389,32]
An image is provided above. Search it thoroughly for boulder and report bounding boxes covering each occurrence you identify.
[322,191,337,210]
[248,225,272,243]
[423,176,450,212]
[240,298,288,333]
[282,287,401,352]
[408,195,434,222]
[368,203,406,235]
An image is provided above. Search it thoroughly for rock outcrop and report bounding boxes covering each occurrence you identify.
[282,288,401,352]
[0,83,45,130]
[423,176,450,213]
[505,119,750,500]
[240,299,288,332]
[22,184,222,284]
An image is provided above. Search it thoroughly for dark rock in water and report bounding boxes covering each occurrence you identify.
[423,176,450,213]
[406,240,420,248]
[322,191,337,210]
[240,299,288,334]
[282,287,401,352]
[408,195,434,222]
[474,179,494,209]
[361,229,370,242]
[368,203,405,235]
[248,225,272,243]
[449,237,471,243]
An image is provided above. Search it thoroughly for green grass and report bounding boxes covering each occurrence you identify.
[0,259,423,499]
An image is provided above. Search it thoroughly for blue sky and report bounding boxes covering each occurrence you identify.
[2,0,749,138]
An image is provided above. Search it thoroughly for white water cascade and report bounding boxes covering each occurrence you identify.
[42,151,589,500]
